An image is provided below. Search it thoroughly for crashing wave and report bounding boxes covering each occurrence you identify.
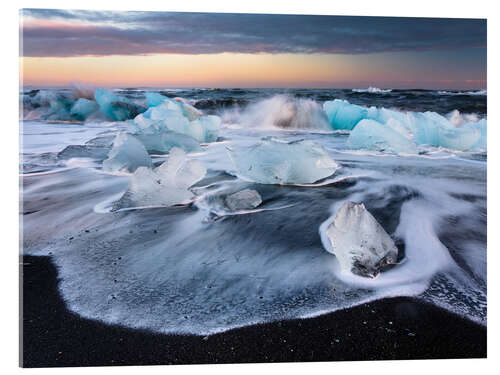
[238,95,332,131]
[352,87,392,94]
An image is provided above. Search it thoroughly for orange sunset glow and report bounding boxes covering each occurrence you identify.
[20,10,486,89]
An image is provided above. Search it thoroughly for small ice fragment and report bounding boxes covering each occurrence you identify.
[228,138,339,184]
[224,189,262,211]
[58,145,110,160]
[324,201,398,278]
[102,133,152,172]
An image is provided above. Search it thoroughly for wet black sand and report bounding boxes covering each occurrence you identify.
[21,255,486,367]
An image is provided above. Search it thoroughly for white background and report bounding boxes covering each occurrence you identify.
[1,0,498,373]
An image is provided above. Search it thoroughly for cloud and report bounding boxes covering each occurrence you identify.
[20,9,487,57]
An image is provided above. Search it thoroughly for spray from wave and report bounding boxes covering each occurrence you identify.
[230,95,332,131]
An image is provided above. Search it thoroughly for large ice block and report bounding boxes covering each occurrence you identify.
[228,138,339,184]
[126,148,206,207]
[131,104,220,143]
[324,201,399,278]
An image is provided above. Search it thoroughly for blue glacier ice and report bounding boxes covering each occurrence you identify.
[94,89,146,121]
[23,91,75,120]
[228,138,339,184]
[323,99,487,152]
[131,102,221,143]
[132,109,189,134]
[323,99,368,130]
[102,133,152,172]
[347,119,418,154]
[462,119,487,151]
[145,92,170,107]
[70,98,99,121]
[190,115,222,143]
[437,124,482,151]
[175,98,203,121]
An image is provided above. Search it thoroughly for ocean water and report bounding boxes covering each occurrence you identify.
[20,87,486,335]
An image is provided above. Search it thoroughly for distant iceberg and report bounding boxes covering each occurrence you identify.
[228,138,339,184]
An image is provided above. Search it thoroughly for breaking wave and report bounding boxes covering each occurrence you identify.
[352,87,392,94]
[437,89,487,96]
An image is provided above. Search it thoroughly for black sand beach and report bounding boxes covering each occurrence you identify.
[21,255,486,368]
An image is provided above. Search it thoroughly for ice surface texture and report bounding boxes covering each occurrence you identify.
[324,201,398,278]
[102,133,152,172]
[228,138,339,184]
[125,147,206,207]
[70,98,99,121]
[347,119,418,154]
[323,99,368,130]
[134,131,201,154]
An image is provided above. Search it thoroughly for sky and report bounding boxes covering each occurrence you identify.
[20,9,487,89]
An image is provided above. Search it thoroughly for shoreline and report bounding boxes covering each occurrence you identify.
[21,255,486,367]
